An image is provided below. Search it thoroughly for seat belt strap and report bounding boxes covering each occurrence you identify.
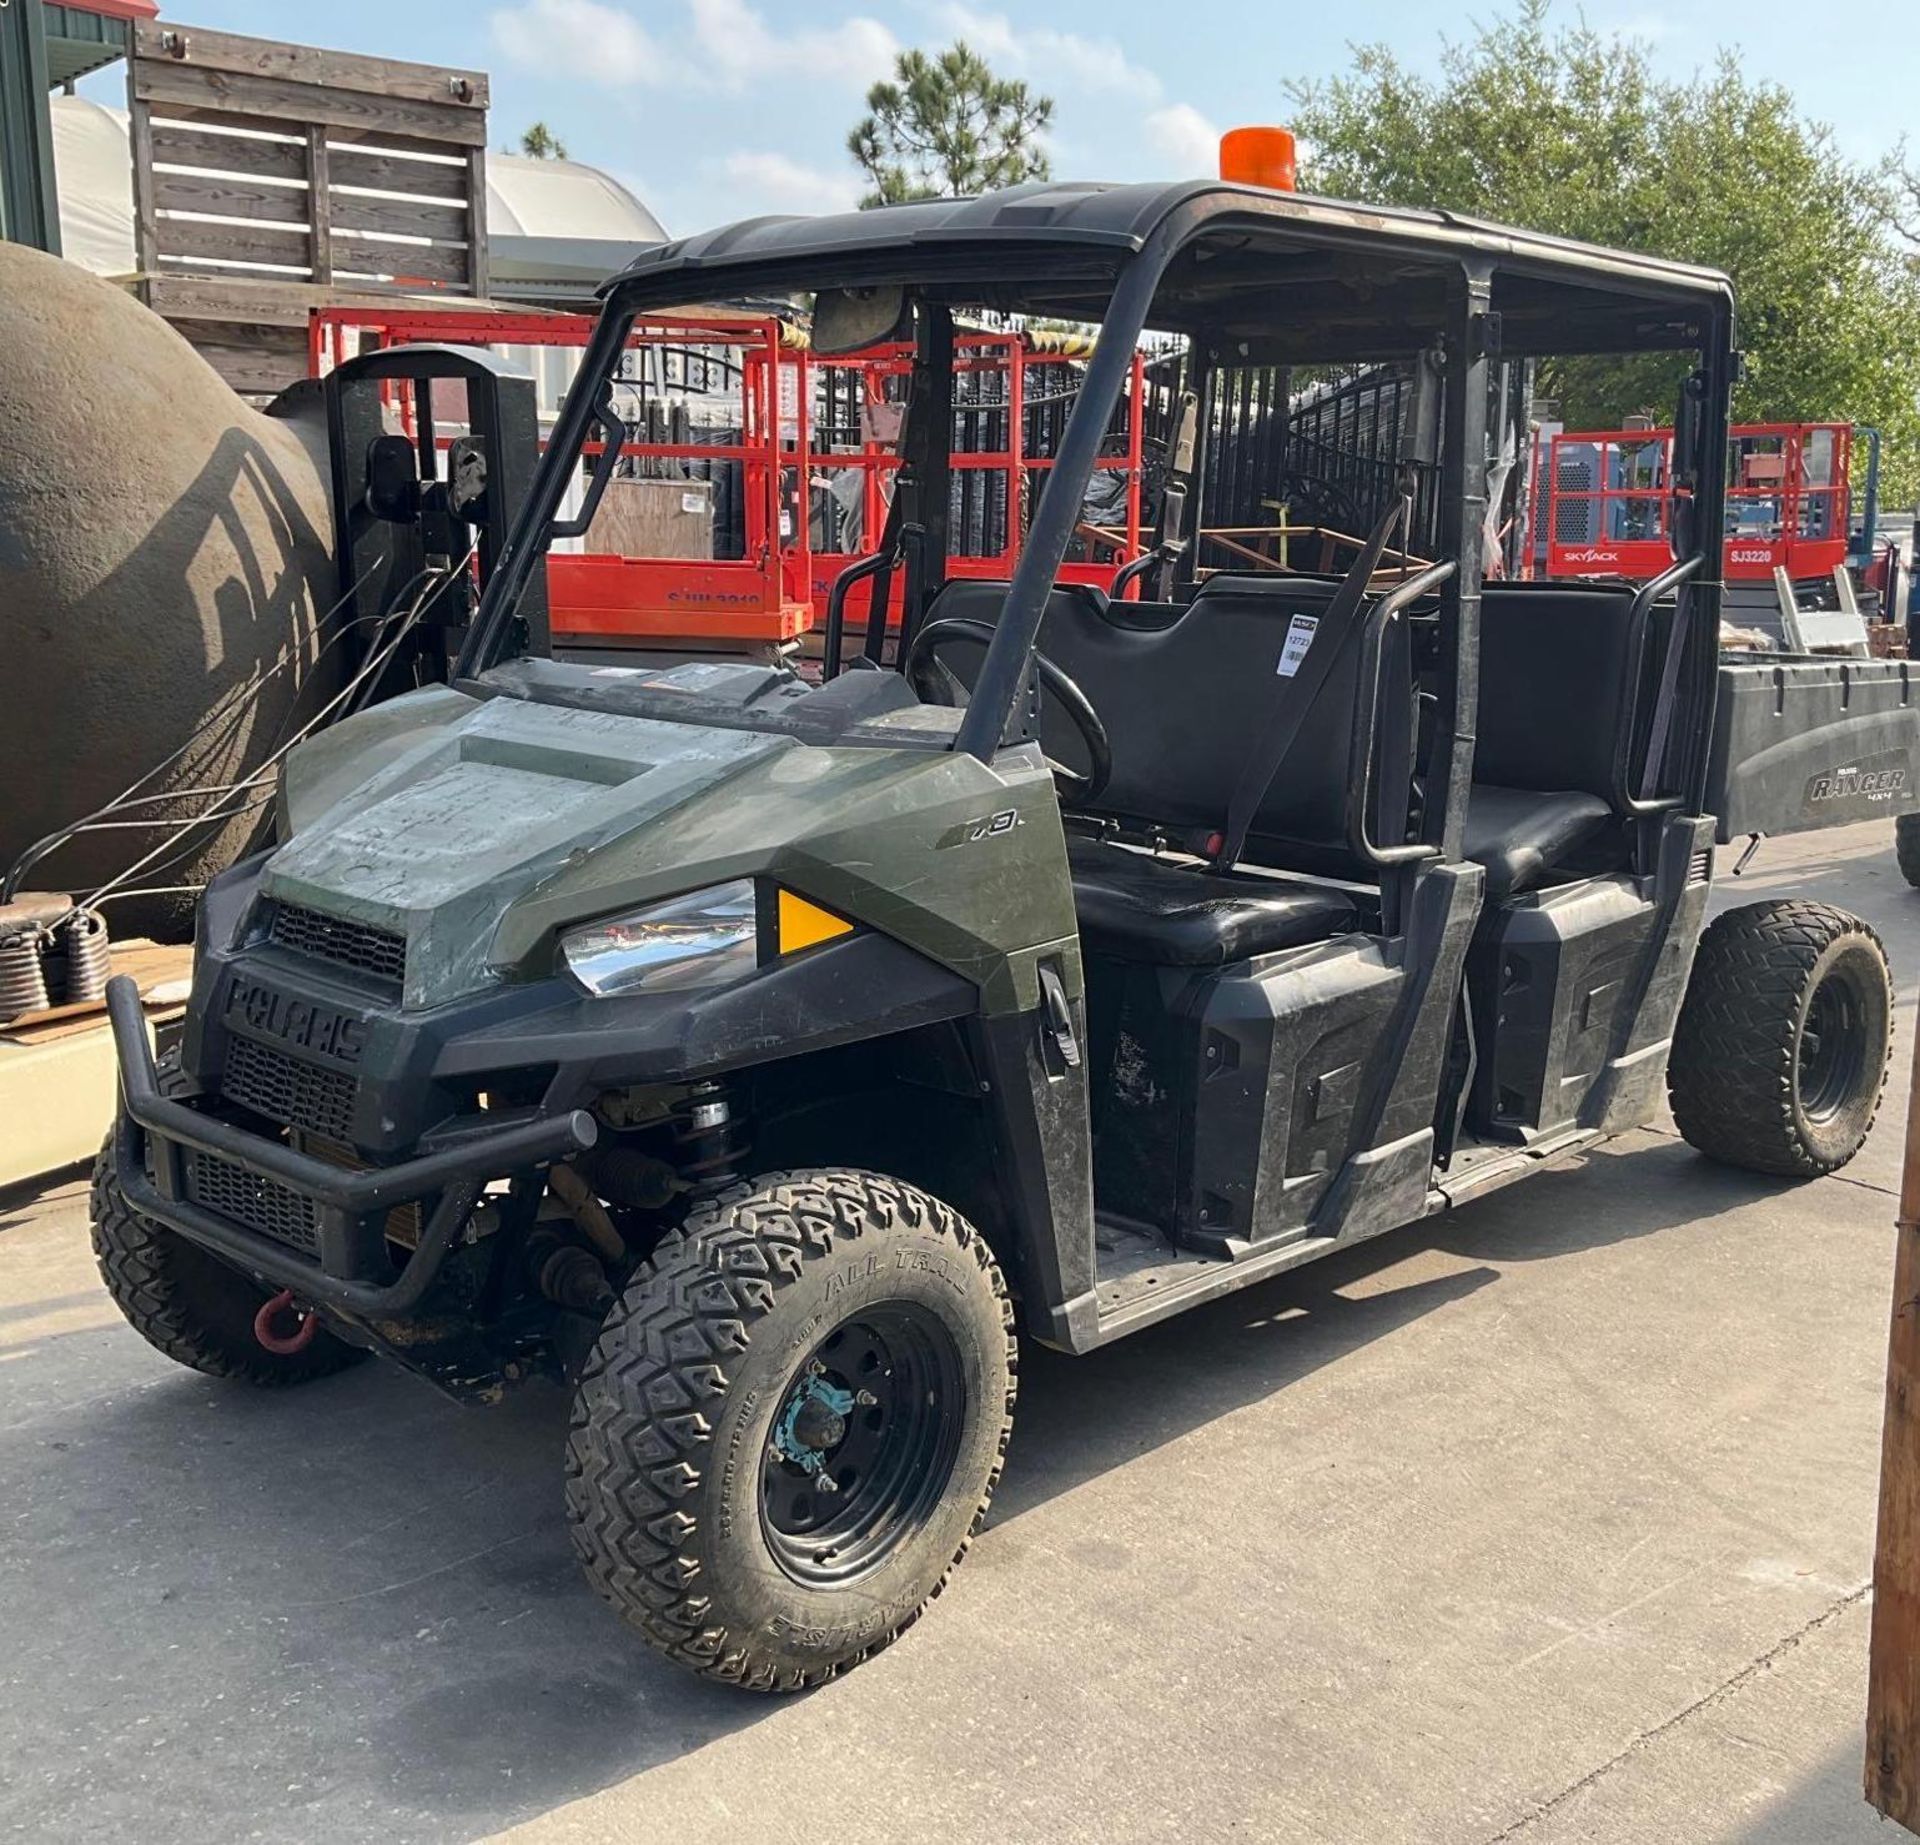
[1213,492,1411,871]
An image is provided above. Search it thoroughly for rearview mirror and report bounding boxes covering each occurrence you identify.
[811,285,911,355]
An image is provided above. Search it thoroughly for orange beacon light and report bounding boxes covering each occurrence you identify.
[1218,126,1298,192]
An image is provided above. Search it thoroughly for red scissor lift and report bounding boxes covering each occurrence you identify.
[1538,421,1851,587]
[313,305,815,646]
[309,306,1147,654]
[802,330,1147,627]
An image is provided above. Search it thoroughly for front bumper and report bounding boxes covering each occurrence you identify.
[107,977,596,1319]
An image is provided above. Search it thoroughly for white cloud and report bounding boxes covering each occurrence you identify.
[1145,102,1222,176]
[689,0,896,87]
[489,0,895,92]
[931,4,1158,100]
[717,149,864,215]
[489,0,662,85]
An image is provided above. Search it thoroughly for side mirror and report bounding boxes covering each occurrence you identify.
[812,284,912,355]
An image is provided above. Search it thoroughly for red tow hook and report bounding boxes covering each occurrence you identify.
[253,1288,319,1355]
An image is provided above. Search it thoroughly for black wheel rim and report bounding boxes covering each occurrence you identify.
[759,1301,965,1587]
[1798,966,1869,1124]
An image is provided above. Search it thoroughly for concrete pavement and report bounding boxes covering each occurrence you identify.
[1,815,1914,1843]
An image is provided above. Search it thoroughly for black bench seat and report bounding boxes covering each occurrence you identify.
[1068,836,1359,966]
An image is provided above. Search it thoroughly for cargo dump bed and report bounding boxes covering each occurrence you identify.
[1707,655,1919,840]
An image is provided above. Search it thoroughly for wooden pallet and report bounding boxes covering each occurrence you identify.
[125,18,489,398]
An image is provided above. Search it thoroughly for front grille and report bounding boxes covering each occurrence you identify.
[267,902,406,987]
[184,1151,320,1257]
[222,1035,357,1142]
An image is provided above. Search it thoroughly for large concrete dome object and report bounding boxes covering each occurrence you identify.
[0,243,339,939]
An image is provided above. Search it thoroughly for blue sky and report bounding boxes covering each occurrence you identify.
[84,0,1920,232]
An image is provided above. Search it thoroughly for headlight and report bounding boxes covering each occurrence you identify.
[560,881,758,997]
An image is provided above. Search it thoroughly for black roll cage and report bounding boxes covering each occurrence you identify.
[454,187,1736,841]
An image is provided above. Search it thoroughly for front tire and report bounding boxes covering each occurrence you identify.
[565,1169,1016,1691]
[1668,900,1892,1176]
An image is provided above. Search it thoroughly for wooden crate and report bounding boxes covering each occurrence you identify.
[586,479,717,561]
[126,20,489,396]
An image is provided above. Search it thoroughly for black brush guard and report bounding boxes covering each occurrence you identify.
[105,975,596,1317]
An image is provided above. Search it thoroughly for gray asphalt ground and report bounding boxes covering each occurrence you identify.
[2,815,1915,1844]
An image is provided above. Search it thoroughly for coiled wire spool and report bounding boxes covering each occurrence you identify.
[56,908,111,1006]
[0,930,50,1024]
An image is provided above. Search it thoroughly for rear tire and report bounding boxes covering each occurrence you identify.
[89,1057,365,1386]
[1896,811,1920,889]
[565,1168,1016,1691]
[1668,900,1892,1177]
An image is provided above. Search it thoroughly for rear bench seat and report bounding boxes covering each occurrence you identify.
[924,573,1646,962]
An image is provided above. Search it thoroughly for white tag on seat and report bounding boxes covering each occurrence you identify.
[1276,613,1319,676]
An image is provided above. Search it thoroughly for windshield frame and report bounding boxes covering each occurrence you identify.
[455,193,1735,815]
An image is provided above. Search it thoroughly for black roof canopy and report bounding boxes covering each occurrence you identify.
[603,179,1734,361]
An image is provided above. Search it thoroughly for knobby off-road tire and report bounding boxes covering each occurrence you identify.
[1669,900,1892,1177]
[1896,811,1920,889]
[88,1056,365,1386]
[565,1169,1017,1691]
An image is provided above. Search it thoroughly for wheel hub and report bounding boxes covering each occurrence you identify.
[774,1370,854,1474]
[1799,967,1868,1124]
[758,1305,966,1586]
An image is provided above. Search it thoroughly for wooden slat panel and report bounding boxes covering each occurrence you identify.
[136,273,495,326]
[149,100,482,161]
[132,19,487,112]
[317,124,490,159]
[146,102,312,140]
[464,148,490,299]
[129,97,159,276]
[138,273,315,324]
[152,170,309,224]
[327,145,467,200]
[156,216,313,273]
[149,120,306,180]
[134,61,486,148]
[306,126,332,286]
[328,190,466,243]
[331,233,468,286]
[187,330,311,399]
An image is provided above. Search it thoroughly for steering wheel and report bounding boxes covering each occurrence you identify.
[904,616,1113,804]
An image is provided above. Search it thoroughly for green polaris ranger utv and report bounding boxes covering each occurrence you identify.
[95,166,1907,1691]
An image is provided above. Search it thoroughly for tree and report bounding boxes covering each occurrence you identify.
[849,42,1052,208]
[1288,1,1920,496]
[518,121,568,160]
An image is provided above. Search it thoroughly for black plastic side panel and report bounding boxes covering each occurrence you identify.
[1316,861,1484,1243]
[1467,876,1657,1143]
[1178,939,1402,1253]
[1168,861,1482,1260]
[966,999,1099,1352]
[1581,814,1715,1132]
[1708,658,1918,840]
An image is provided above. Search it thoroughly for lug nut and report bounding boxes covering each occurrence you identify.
[854,1389,878,1407]
[807,1360,826,1377]
[815,1471,839,1495]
